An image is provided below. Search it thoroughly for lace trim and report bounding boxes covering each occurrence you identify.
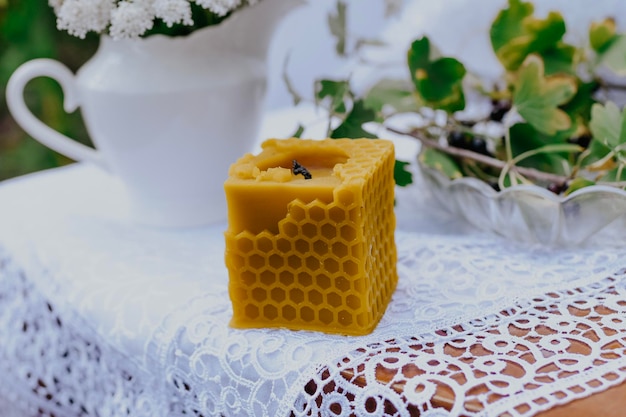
[294,274,626,416]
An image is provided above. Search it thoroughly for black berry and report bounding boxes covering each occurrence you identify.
[489,100,512,122]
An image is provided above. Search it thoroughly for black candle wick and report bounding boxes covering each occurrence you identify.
[292,159,312,180]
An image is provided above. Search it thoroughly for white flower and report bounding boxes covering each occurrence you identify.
[55,0,115,39]
[48,0,64,14]
[109,1,155,39]
[153,0,193,27]
[50,0,264,39]
[194,0,242,16]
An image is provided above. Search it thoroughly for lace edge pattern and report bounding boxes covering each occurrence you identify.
[293,273,626,417]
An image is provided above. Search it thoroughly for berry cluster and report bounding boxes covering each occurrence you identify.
[447,131,491,156]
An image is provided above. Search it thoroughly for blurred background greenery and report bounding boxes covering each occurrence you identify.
[0,0,98,181]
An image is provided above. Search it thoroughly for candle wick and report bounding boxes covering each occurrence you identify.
[292,160,312,180]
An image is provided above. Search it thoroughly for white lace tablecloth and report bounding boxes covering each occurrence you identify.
[1,161,626,417]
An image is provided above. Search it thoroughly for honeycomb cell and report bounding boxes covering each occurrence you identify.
[309,289,323,305]
[236,237,254,253]
[327,292,342,308]
[342,260,358,275]
[282,305,296,320]
[335,276,351,292]
[346,294,361,310]
[287,255,302,269]
[278,271,294,286]
[294,239,310,254]
[251,288,267,302]
[305,256,320,270]
[268,254,284,270]
[338,310,353,326]
[271,287,286,303]
[319,308,333,325]
[245,304,259,319]
[312,239,328,256]
[327,205,345,222]
[301,223,317,239]
[317,274,331,289]
[264,304,278,320]
[290,288,304,303]
[320,223,337,240]
[340,224,357,241]
[299,272,313,287]
[256,236,273,252]
[276,238,291,253]
[248,254,265,269]
[331,241,348,258]
[309,205,326,222]
[324,258,339,274]
[259,270,274,286]
[282,222,298,238]
[301,306,315,322]
[225,138,398,335]
[290,205,306,222]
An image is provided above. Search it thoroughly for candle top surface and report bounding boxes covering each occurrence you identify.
[226,138,393,186]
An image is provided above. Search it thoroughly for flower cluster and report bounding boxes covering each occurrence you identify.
[49,0,259,39]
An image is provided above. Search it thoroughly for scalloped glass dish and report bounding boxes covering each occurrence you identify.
[417,161,626,246]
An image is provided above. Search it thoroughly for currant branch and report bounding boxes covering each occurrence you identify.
[385,125,572,185]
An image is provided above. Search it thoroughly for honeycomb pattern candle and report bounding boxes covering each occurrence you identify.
[224,138,398,336]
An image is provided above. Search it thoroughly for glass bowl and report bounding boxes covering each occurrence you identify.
[416,159,626,246]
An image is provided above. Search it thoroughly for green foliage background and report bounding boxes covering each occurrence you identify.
[0,0,98,180]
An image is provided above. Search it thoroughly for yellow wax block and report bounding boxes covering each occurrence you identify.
[224,138,398,336]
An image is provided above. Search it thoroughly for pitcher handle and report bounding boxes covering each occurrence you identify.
[6,59,108,170]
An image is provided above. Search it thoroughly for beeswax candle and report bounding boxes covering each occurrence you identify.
[224,138,397,335]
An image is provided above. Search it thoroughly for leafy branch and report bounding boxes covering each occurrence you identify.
[289,0,626,195]
[385,125,572,185]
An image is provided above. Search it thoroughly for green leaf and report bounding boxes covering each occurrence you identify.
[597,34,626,76]
[541,43,576,75]
[580,137,613,170]
[394,160,413,186]
[584,102,626,172]
[407,37,466,112]
[418,148,463,179]
[363,78,418,115]
[490,0,534,54]
[509,123,570,175]
[564,177,595,195]
[513,55,577,135]
[589,101,625,149]
[509,123,572,174]
[589,18,617,53]
[328,0,347,56]
[490,0,571,72]
[330,100,377,139]
[315,79,350,114]
[560,80,598,125]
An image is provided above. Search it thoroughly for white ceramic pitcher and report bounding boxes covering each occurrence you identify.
[6,0,305,228]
